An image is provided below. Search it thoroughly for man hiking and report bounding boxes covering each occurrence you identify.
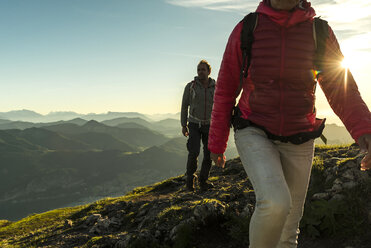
[208,0,371,247]
[181,60,216,192]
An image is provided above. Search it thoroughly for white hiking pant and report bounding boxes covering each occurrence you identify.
[234,126,315,248]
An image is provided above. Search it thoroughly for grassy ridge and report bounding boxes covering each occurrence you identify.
[0,207,83,247]
[1,144,370,248]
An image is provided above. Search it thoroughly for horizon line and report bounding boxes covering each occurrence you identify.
[0,109,181,116]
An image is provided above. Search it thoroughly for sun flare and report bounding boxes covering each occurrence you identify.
[340,33,371,72]
[341,58,350,69]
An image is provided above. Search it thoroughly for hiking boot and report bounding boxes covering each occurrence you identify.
[186,175,197,191]
[200,181,214,191]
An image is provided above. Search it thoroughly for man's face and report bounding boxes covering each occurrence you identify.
[197,64,210,80]
[270,0,300,10]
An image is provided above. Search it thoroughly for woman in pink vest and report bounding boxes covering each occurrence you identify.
[208,0,371,247]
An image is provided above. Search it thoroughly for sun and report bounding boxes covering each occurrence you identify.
[340,33,371,72]
[341,57,350,69]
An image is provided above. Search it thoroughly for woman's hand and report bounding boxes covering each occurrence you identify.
[211,153,226,168]
[358,134,371,171]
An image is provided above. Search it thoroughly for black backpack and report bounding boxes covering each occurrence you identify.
[238,12,329,93]
[232,12,329,144]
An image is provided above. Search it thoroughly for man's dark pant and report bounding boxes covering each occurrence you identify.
[186,122,212,183]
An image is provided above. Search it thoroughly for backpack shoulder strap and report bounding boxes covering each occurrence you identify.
[189,80,195,89]
[313,17,329,71]
[241,12,258,78]
[189,80,196,96]
[236,12,258,97]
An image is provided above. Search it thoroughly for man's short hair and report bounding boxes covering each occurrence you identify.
[198,60,211,73]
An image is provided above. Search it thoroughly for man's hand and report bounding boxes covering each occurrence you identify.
[211,152,226,168]
[182,126,189,137]
[358,133,371,171]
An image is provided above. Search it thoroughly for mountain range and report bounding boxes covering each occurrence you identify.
[0,109,179,123]
[0,111,355,221]
[0,120,185,220]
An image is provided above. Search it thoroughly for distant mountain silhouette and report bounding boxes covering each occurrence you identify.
[45,120,169,148]
[147,112,180,121]
[102,117,152,128]
[0,118,87,130]
[152,118,181,137]
[5,128,89,151]
[44,111,81,121]
[83,112,152,122]
[0,127,135,153]
[68,132,136,152]
[154,118,179,128]
[0,130,41,152]
[0,119,11,124]
[0,121,36,130]
[115,122,149,129]
[0,110,43,121]
[159,137,188,156]
[45,118,88,126]
[0,110,154,123]
[103,117,181,137]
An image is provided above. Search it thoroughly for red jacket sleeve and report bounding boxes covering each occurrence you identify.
[208,22,244,154]
[319,26,371,142]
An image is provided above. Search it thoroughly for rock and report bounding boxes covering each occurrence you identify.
[89,225,100,234]
[114,241,126,248]
[89,216,121,234]
[137,210,147,218]
[240,204,253,218]
[333,178,343,185]
[85,214,102,226]
[126,201,133,209]
[330,194,345,201]
[64,219,73,228]
[137,231,155,244]
[342,170,355,180]
[137,217,148,230]
[324,168,332,176]
[345,161,357,169]
[239,171,247,178]
[359,171,370,182]
[137,205,149,217]
[109,217,122,229]
[170,217,196,241]
[155,230,162,239]
[312,192,330,200]
[343,181,358,189]
[331,184,342,193]
[224,162,244,175]
[169,225,179,241]
[98,217,111,229]
[193,200,226,224]
[114,235,131,248]
[325,174,335,183]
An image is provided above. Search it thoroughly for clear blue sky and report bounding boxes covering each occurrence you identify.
[1,0,370,124]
